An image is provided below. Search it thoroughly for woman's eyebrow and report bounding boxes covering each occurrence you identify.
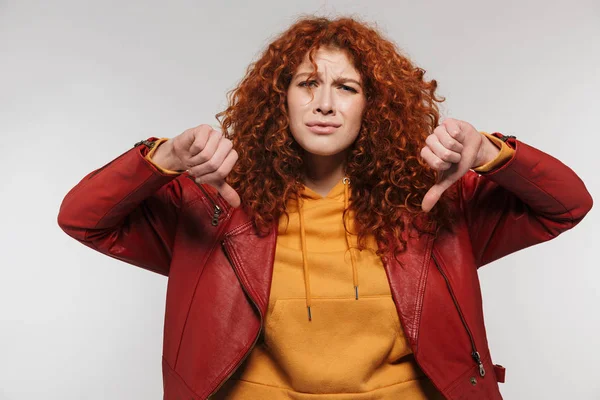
[294,72,362,87]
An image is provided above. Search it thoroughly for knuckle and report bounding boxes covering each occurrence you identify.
[189,142,202,154]
[191,135,208,152]
[198,126,213,138]
[214,168,228,180]
[443,118,457,128]
[188,165,201,177]
[205,158,220,172]
[219,140,233,154]
[190,125,211,140]
[196,152,211,164]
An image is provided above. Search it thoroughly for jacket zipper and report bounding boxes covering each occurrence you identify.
[207,241,263,398]
[432,253,486,377]
[185,175,223,226]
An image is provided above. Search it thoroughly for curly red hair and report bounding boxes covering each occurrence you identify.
[216,15,456,256]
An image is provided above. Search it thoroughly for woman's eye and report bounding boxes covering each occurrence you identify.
[298,81,357,93]
[340,85,357,93]
[299,80,318,87]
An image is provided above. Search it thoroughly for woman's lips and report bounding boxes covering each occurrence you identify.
[307,124,339,134]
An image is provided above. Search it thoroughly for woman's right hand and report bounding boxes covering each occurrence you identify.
[152,124,241,208]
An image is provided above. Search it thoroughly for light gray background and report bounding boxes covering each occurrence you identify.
[1,0,598,399]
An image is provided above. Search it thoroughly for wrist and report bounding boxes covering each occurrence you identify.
[150,139,183,171]
[473,134,501,168]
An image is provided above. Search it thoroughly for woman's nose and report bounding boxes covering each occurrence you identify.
[313,88,335,115]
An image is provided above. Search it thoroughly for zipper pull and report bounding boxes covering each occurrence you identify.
[211,204,222,226]
[472,351,486,377]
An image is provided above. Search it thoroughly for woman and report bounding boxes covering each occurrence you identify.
[57,16,592,400]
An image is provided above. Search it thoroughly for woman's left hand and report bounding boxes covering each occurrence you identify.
[420,118,500,212]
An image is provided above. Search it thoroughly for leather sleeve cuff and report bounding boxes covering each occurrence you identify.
[143,138,185,176]
[472,132,516,173]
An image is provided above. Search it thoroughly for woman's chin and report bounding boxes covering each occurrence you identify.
[302,146,348,159]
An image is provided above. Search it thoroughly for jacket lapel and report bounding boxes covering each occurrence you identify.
[380,220,436,354]
[222,208,277,318]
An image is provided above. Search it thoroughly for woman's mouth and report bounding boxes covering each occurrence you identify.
[306,124,339,134]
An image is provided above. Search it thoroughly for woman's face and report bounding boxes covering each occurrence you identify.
[287,47,367,159]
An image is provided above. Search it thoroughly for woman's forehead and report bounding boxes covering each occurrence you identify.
[294,48,360,77]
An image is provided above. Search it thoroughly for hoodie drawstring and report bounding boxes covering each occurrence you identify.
[298,177,359,321]
[343,177,359,301]
[298,196,313,321]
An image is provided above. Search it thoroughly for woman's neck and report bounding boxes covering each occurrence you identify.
[302,151,347,197]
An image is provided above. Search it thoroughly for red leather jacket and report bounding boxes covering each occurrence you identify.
[57,133,592,400]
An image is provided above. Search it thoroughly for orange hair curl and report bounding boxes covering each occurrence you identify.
[216,15,457,257]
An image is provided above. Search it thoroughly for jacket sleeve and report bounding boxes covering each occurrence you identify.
[57,138,184,276]
[459,133,593,268]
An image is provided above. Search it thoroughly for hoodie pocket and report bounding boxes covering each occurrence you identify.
[260,296,425,393]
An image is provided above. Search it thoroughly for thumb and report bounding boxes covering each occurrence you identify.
[421,169,455,212]
[214,181,241,208]
[421,139,477,212]
[421,185,444,213]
